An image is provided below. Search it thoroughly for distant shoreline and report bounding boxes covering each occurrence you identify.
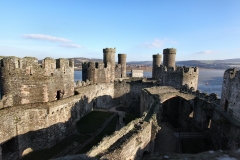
[74,68,226,71]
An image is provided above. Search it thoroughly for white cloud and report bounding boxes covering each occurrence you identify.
[140,38,177,49]
[23,34,71,43]
[23,34,83,49]
[60,43,83,48]
[195,50,214,54]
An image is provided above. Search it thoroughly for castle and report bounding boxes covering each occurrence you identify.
[0,48,240,160]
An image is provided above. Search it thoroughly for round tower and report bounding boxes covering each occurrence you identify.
[163,48,176,68]
[118,54,127,78]
[103,48,116,67]
[152,54,162,79]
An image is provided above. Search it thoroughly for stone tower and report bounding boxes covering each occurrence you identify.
[103,48,116,67]
[152,54,162,79]
[163,48,176,68]
[103,48,116,81]
[118,54,127,78]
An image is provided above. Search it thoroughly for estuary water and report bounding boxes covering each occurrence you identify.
[74,69,225,97]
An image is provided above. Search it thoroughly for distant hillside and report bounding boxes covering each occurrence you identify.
[73,57,102,63]
[127,58,240,69]
[72,57,240,70]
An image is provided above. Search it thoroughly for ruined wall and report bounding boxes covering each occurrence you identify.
[115,64,122,78]
[87,118,138,157]
[152,66,198,90]
[114,79,156,108]
[0,57,74,106]
[193,97,240,150]
[101,121,155,160]
[87,90,160,160]
[220,68,240,120]
[82,62,113,83]
[82,48,123,83]
[141,86,240,151]
[140,88,155,116]
[163,66,198,90]
[0,83,114,159]
[0,97,80,159]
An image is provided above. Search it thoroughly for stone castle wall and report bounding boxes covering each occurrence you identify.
[193,97,240,150]
[82,62,126,83]
[0,57,74,106]
[82,48,127,84]
[220,68,240,120]
[153,65,198,90]
[114,79,157,109]
[141,86,240,151]
[87,92,160,160]
[2,47,240,159]
[0,82,114,159]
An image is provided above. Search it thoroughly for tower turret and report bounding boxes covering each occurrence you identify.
[118,54,127,78]
[152,54,162,79]
[163,48,176,68]
[103,48,116,67]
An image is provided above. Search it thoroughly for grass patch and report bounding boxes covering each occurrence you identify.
[125,113,140,125]
[22,111,114,160]
[76,111,114,134]
[21,134,90,160]
[78,115,118,154]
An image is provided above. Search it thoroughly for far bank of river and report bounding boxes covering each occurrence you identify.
[74,69,225,97]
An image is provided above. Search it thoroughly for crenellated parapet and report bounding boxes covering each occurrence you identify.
[152,48,199,90]
[0,56,74,75]
[153,64,199,90]
[82,61,114,83]
[0,56,74,106]
[82,48,127,83]
[74,80,93,88]
[180,84,220,105]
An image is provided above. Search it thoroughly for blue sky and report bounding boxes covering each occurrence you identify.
[1,0,240,61]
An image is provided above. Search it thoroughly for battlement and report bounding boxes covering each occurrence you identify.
[75,80,93,88]
[118,54,127,58]
[95,62,105,69]
[0,56,74,73]
[223,68,240,79]
[0,56,38,70]
[82,62,110,69]
[0,56,74,106]
[157,65,198,73]
[163,48,176,54]
[103,47,116,53]
[175,66,198,73]
[153,54,162,58]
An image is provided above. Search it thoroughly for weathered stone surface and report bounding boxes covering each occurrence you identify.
[1,48,240,160]
[0,57,74,106]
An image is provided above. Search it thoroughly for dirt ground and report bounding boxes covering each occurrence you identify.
[154,122,177,154]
